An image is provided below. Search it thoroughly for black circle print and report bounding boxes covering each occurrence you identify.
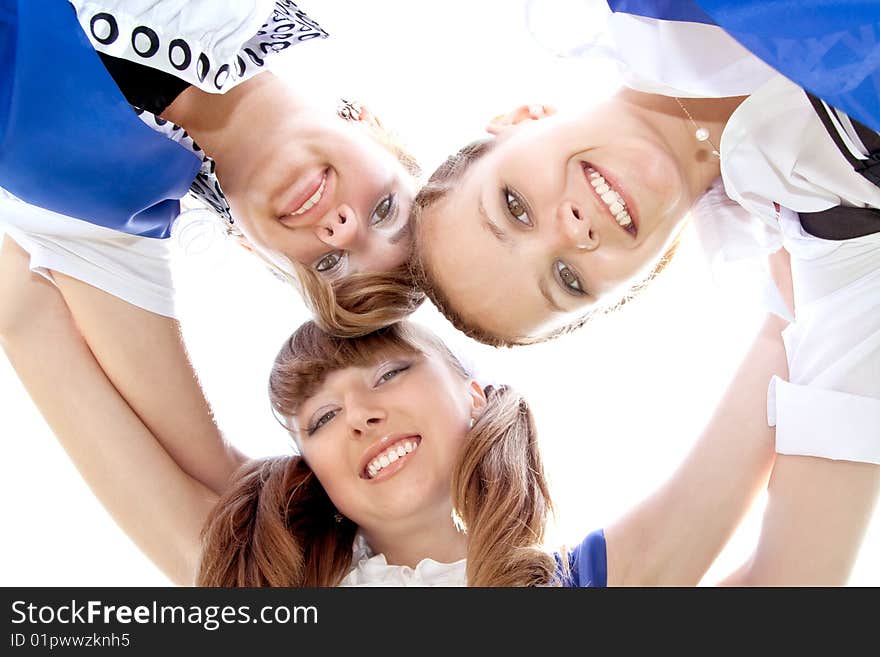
[90,13,118,45]
[197,53,210,82]
[169,39,192,71]
[131,26,160,58]
[87,1,327,92]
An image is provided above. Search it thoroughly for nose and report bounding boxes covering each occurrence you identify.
[345,393,386,439]
[315,205,359,249]
[557,201,598,251]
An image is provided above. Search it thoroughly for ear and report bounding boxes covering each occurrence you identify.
[356,104,384,131]
[467,379,488,420]
[485,104,557,135]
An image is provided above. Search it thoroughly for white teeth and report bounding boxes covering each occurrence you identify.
[366,439,420,478]
[586,166,633,232]
[288,173,326,216]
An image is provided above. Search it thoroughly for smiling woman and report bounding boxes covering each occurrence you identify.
[411,92,741,344]
[168,81,420,284]
[2,0,879,588]
[409,0,880,588]
[0,235,804,586]
[0,0,424,339]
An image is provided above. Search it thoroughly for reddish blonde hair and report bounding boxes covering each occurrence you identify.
[197,321,559,586]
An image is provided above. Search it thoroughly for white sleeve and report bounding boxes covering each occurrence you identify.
[68,0,328,94]
[767,209,880,464]
[606,12,777,98]
[0,192,177,318]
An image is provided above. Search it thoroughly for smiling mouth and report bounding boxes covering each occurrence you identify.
[279,168,329,224]
[582,163,637,238]
[362,436,421,481]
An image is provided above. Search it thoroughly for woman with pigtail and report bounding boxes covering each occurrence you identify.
[0,236,789,586]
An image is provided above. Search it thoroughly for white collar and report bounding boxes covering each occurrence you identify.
[338,534,467,587]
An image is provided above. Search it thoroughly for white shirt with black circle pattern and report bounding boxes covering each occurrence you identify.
[0,0,326,317]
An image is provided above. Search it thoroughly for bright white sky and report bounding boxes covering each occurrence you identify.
[1,0,877,585]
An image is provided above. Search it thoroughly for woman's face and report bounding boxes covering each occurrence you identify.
[419,105,694,341]
[291,349,482,533]
[221,110,417,280]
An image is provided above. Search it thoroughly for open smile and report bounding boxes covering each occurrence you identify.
[279,167,333,226]
[582,162,638,238]
[360,434,422,482]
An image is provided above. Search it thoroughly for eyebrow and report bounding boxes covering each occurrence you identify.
[538,276,566,313]
[478,198,511,245]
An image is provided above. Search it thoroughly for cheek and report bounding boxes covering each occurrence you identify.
[301,441,348,491]
[584,251,651,299]
[337,149,391,200]
[420,381,470,436]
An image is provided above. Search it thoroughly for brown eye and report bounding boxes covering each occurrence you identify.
[555,261,583,294]
[504,188,531,226]
[370,194,396,225]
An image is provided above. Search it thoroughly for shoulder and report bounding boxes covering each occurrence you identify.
[68,0,328,93]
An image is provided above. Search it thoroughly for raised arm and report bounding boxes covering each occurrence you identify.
[46,268,245,495]
[604,312,788,585]
[0,236,219,584]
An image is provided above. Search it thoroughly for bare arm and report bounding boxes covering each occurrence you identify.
[605,312,788,585]
[717,244,880,585]
[26,253,243,494]
[721,455,880,585]
[0,237,219,584]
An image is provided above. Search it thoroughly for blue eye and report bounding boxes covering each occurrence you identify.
[308,409,338,435]
[371,193,397,226]
[555,260,584,294]
[504,188,532,226]
[376,364,410,385]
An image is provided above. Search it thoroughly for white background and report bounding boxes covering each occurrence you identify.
[1,0,877,585]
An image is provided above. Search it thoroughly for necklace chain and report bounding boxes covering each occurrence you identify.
[675,97,721,158]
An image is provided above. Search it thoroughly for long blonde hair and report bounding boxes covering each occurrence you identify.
[197,321,558,586]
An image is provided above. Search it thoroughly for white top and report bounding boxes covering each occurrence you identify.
[338,535,467,587]
[69,0,326,94]
[604,14,880,464]
[0,1,325,317]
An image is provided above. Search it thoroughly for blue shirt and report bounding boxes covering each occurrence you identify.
[558,529,608,588]
[0,0,201,238]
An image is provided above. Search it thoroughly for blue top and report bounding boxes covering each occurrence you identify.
[0,0,201,238]
[607,0,880,134]
[558,529,608,588]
